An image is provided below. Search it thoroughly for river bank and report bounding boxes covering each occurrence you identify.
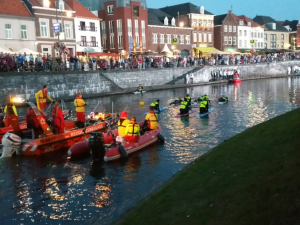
[118,107,300,225]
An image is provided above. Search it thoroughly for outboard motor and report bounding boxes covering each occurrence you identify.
[89,132,105,160]
[1,133,21,158]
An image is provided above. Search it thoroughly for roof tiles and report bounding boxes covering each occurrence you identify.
[0,0,32,17]
[65,0,99,19]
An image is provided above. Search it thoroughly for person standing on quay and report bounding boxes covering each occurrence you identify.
[35,85,53,113]
[74,93,86,128]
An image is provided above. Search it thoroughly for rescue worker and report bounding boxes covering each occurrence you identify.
[136,84,143,92]
[218,96,228,102]
[150,99,160,112]
[4,102,18,127]
[74,93,86,128]
[203,94,211,105]
[118,111,130,137]
[180,98,189,114]
[26,107,48,139]
[200,98,209,114]
[124,116,140,142]
[170,98,182,105]
[185,94,191,106]
[234,70,240,79]
[52,101,65,134]
[142,106,159,133]
[35,85,53,113]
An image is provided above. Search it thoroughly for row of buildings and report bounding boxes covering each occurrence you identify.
[1,0,300,58]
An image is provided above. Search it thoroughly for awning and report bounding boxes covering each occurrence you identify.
[0,46,13,53]
[161,44,172,54]
[194,47,219,54]
[76,52,119,57]
[16,48,40,55]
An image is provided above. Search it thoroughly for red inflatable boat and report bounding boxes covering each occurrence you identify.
[232,78,241,84]
[68,123,164,161]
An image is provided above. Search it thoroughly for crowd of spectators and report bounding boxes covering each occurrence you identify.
[0,51,300,73]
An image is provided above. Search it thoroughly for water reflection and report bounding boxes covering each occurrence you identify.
[0,77,300,224]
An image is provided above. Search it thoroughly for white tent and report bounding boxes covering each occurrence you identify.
[0,46,13,53]
[160,44,172,54]
[224,50,242,55]
[16,48,40,55]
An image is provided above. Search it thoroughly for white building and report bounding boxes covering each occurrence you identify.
[65,0,102,56]
[0,0,37,53]
[234,15,264,50]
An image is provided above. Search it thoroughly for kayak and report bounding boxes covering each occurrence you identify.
[133,91,146,94]
[218,100,228,104]
[144,107,167,115]
[174,110,196,118]
[197,108,214,117]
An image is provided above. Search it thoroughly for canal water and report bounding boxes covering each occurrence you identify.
[1,77,300,224]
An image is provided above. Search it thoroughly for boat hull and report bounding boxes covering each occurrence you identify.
[232,79,241,83]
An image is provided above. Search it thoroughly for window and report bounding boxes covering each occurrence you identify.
[107,5,114,14]
[91,36,97,47]
[21,25,27,40]
[117,19,122,33]
[239,20,243,25]
[102,37,107,49]
[160,34,164,44]
[141,21,145,34]
[142,35,146,48]
[81,36,87,46]
[203,33,207,42]
[228,36,232,45]
[198,19,202,27]
[42,47,50,54]
[101,21,106,36]
[153,33,157,44]
[58,1,64,10]
[233,37,236,45]
[203,20,207,28]
[110,35,114,49]
[264,43,267,48]
[233,26,236,32]
[65,23,71,39]
[239,40,242,47]
[229,26,232,32]
[239,30,242,36]
[90,22,96,31]
[135,20,139,46]
[224,36,228,45]
[208,33,212,43]
[109,21,114,34]
[254,42,257,48]
[40,21,47,37]
[198,33,202,42]
[5,24,12,39]
[180,35,184,44]
[224,25,227,32]
[173,34,177,42]
[127,19,132,37]
[133,6,139,17]
[264,33,267,41]
[193,32,197,42]
[80,21,86,31]
[244,40,247,47]
[118,35,123,48]
[141,21,145,47]
[281,42,284,48]
[244,30,247,36]
[281,34,284,41]
[167,34,171,44]
[186,35,190,44]
[247,22,251,26]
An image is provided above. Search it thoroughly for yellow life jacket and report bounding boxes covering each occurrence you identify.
[125,123,140,136]
[118,118,130,137]
[4,105,18,116]
[74,98,86,112]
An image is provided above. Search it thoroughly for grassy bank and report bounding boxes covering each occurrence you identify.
[118,108,300,225]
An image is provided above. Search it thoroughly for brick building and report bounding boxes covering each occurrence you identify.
[147,8,193,56]
[214,10,238,51]
[281,20,299,49]
[97,0,148,56]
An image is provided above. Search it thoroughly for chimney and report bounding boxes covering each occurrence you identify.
[228,10,232,14]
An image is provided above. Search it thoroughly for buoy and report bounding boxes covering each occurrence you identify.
[140,102,144,106]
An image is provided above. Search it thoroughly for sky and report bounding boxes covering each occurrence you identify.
[147,0,300,21]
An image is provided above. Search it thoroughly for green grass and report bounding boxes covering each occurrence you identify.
[118,108,300,225]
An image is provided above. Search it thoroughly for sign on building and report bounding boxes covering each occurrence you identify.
[250,40,255,45]
[173,38,178,44]
[53,23,60,33]
[128,37,134,56]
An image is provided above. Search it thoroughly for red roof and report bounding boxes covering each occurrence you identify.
[0,0,32,17]
[233,14,263,28]
[65,0,100,20]
[29,0,72,10]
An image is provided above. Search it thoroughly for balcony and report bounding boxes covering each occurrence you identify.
[78,25,97,32]
[80,42,99,47]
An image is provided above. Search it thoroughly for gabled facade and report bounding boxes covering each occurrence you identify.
[214,10,238,51]
[281,20,299,49]
[147,8,193,56]
[98,0,148,56]
[65,0,102,55]
[253,16,289,49]
[0,0,37,52]
[233,15,264,50]
[23,0,76,56]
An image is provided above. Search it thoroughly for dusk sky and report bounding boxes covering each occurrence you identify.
[147,0,300,21]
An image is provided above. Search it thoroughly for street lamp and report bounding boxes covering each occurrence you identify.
[292,36,296,50]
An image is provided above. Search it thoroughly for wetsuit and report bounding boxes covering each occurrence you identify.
[150,101,160,111]
[180,101,189,114]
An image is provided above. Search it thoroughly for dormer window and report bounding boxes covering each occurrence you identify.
[239,20,243,26]
[171,17,175,26]
[272,23,276,30]
[107,5,114,14]
[43,0,49,8]
[58,1,64,10]
[200,6,204,14]
[247,22,251,26]
[164,17,168,26]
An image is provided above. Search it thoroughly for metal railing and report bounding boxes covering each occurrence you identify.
[80,42,98,47]
[78,25,97,32]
